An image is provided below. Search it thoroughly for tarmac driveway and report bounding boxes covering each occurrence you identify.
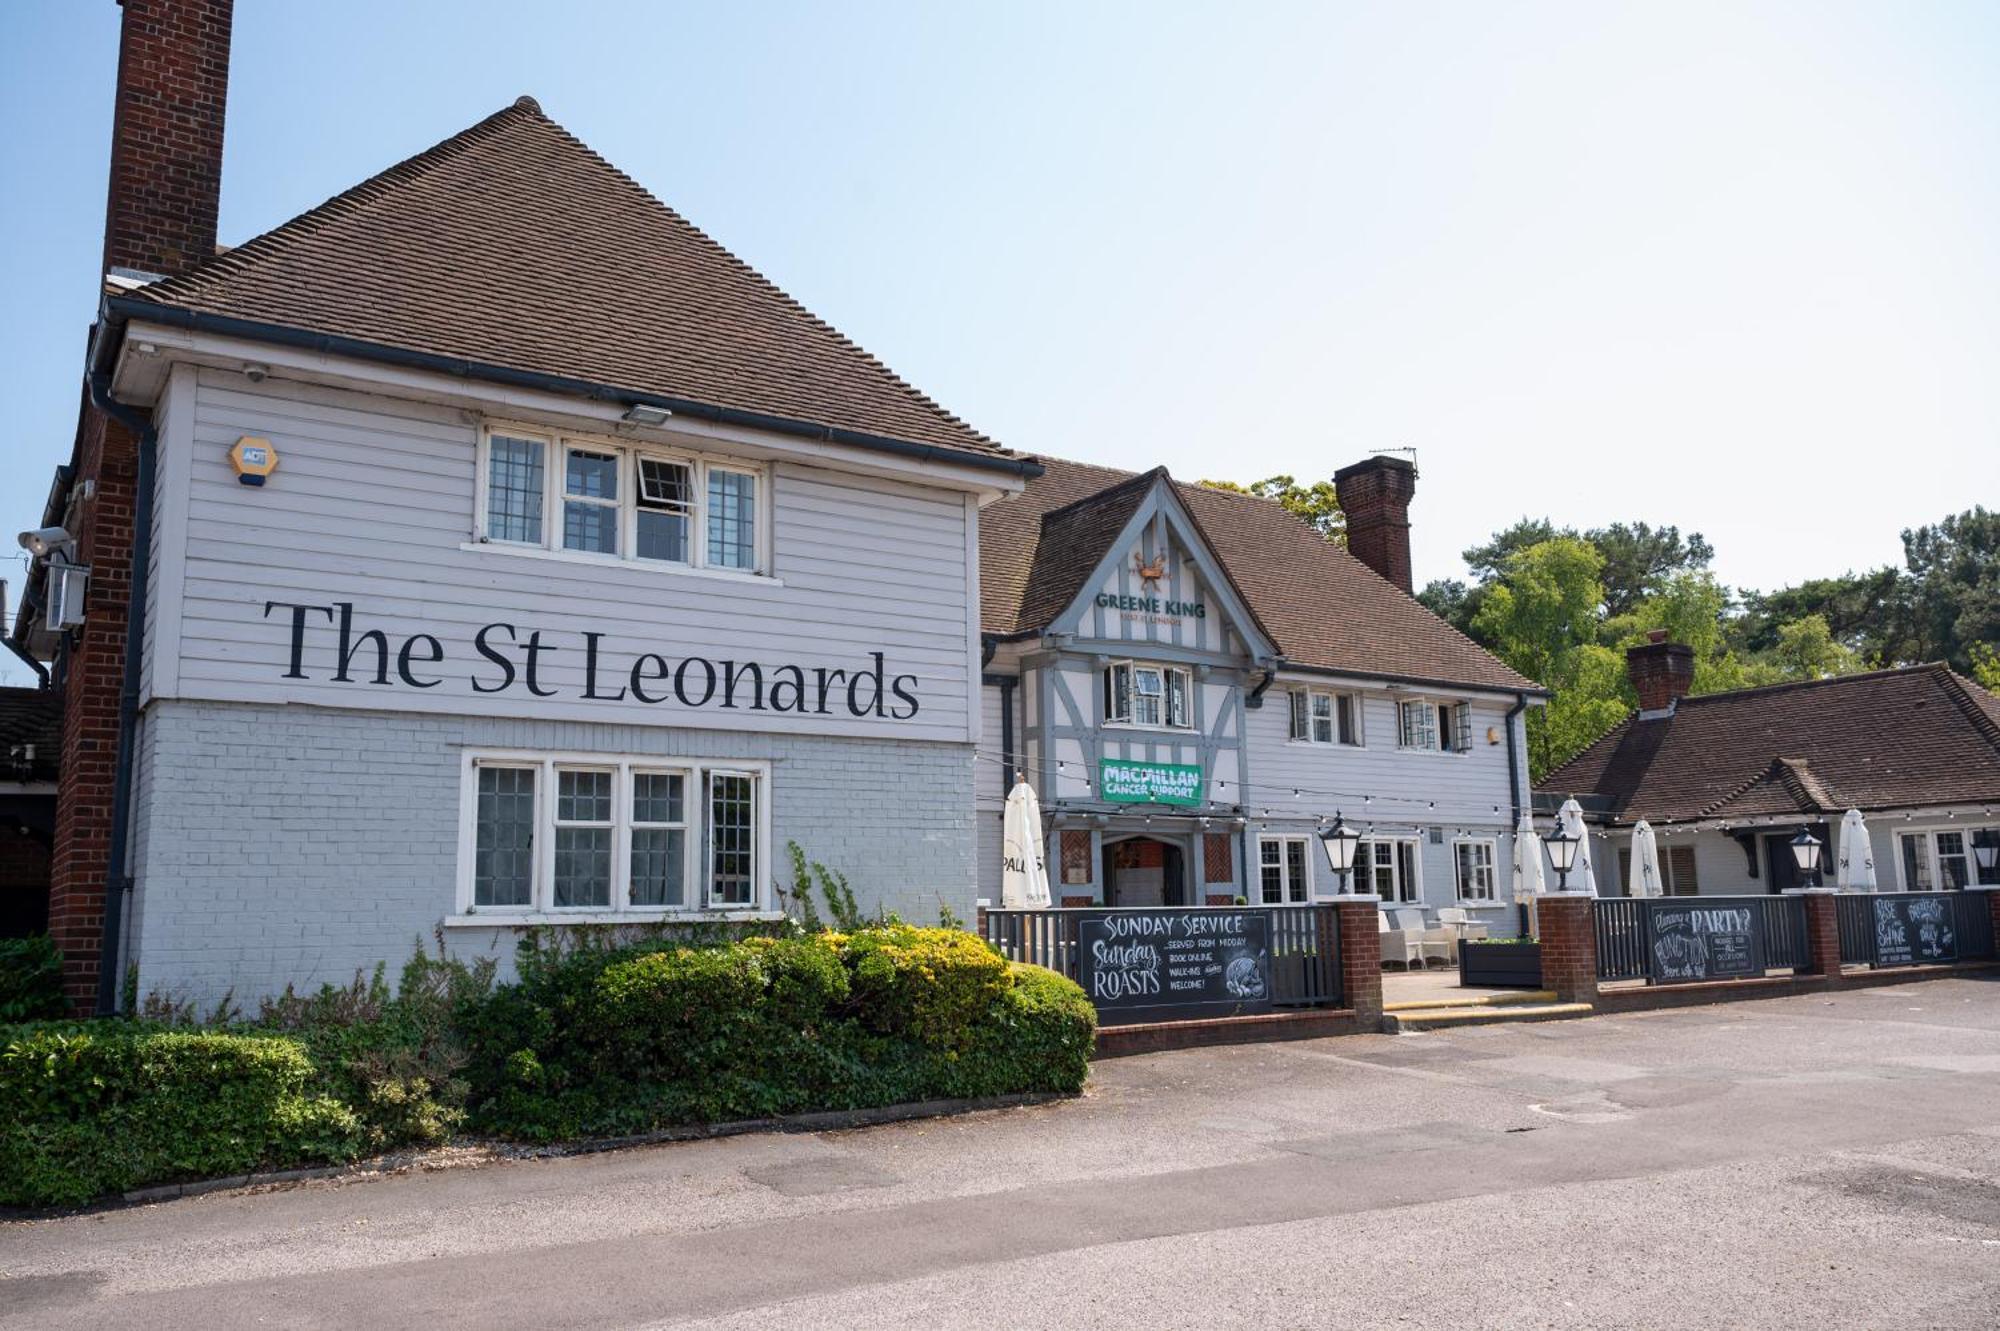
[5,978,2000,1329]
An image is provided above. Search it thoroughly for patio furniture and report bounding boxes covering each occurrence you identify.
[1378,910,1424,970]
[1393,908,1456,969]
[1438,908,1491,943]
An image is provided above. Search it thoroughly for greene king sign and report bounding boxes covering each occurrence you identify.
[1099,759,1202,807]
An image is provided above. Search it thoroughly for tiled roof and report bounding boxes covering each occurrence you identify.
[124,98,1010,465]
[981,455,1540,693]
[1538,664,2000,822]
[0,687,60,781]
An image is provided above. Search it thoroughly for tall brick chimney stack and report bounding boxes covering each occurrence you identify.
[102,0,233,278]
[1331,454,1417,593]
[49,0,232,1010]
[1626,630,1696,714]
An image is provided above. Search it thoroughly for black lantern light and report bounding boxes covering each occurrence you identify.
[1318,812,1362,895]
[1789,825,1823,885]
[1544,824,1580,893]
[1973,831,1999,879]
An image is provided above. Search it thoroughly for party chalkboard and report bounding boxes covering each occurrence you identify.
[1076,910,1272,1025]
[1871,895,1956,967]
[1648,903,1764,984]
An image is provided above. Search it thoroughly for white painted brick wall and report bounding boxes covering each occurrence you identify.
[129,699,975,1005]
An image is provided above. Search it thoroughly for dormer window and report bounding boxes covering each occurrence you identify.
[1104,660,1192,730]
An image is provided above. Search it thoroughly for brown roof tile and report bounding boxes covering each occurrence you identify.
[1539,665,2000,822]
[126,98,1008,464]
[982,455,1539,693]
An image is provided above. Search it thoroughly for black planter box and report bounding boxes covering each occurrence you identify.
[1459,939,1543,988]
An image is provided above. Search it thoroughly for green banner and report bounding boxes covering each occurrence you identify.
[1099,759,1203,807]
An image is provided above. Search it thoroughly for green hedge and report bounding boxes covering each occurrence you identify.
[0,926,1095,1206]
[0,1025,361,1208]
[465,926,1095,1142]
[0,936,66,1023]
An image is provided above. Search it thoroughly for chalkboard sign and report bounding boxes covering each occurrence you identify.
[1075,910,1272,1024]
[1648,903,1763,984]
[1872,895,1956,967]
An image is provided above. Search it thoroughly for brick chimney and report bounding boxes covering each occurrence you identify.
[1626,630,1695,714]
[47,0,232,1011]
[1332,454,1417,593]
[102,0,234,278]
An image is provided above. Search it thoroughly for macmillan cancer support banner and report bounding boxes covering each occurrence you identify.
[1098,759,1202,807]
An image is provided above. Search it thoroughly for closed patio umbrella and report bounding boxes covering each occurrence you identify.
[1001,775,1052,908]
[1557,797,1600,896]
[1629,820,1663,898]
[1836,808,1877,892]
[1512,815,1545,901]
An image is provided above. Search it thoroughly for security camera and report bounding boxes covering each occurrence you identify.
[17,527,72,557]
[243,363,270,383]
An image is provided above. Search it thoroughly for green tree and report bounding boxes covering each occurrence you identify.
[1729,569,1903,663]
[1970,641,2000,694]
[1588,522,1714,617]
[1471,537,1625,778]
[1900,506,2000,672]
[1770,614,1861,681]
[1198,475,1343,540]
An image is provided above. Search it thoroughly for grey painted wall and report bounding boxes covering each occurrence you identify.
[128,699,974,1005]
[149,370,982,743]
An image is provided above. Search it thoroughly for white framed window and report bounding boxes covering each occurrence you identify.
[457,752,771,920]
[1397,698,1471,753]
[1103,660,1193,730]
[1896,825,2000,891]
[476,426,768,575]
[1258,835,1312,904]
[1453,839,1497,902]
[1358,837,1421,903]
[1289,688,1360,746]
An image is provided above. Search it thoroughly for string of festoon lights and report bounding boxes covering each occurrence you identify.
[969,746,1514,837]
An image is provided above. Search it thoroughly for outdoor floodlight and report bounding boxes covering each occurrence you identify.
[622,403,674,426]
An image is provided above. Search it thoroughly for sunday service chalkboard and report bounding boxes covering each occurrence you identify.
[1648,903,1764,984]
[1871,895,1956,967]
[1075,910,1272,1024]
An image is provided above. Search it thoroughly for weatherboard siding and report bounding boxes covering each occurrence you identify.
[1246,687,1520,828]
[154,372,977,743]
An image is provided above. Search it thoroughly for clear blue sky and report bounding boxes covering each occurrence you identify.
[4,1,1997,687]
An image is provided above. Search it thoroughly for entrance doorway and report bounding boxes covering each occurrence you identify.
[1103,837,1186,908]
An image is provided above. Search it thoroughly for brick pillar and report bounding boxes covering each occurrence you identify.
[1792,889,1843,979]
[1536,893,1598,1004]
[1333,898,1384,1026]
[47,409,139,1009]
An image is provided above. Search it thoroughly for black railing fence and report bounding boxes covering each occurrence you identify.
[1836,890,1996,967]
[1593,894,1809,982]
[981,903,1344,1011]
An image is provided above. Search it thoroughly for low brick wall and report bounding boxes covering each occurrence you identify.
[1093,1007,1366,1058]
[1596,960,2000,1014]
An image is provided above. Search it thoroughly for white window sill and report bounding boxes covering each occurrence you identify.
[1285,739,1366,750]
[444,908,786,929]
[459,540,781,587]
[1102,721,1197,735]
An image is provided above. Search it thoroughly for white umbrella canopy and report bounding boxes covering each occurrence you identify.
[1836,809,1878,892]
[1001,775,1052,909]
[1511,816,1546,901]
[1557,798,1600,896]
[1629,821,1663,898]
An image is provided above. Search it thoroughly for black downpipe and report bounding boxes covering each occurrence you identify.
[998,677,1017,792]
[1245,663,1279,710]
[1505,691,1530,936]
[85,370,156,1017]
[4,626,50,687]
